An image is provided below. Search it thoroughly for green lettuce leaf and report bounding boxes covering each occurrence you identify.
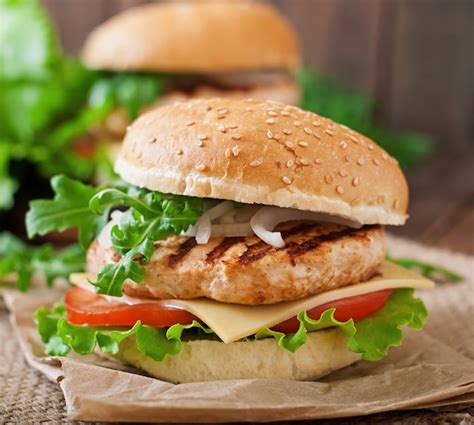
[35,289,427,363]
[26,175,109,249]
[0,232,84,291]
[386,256,463,283]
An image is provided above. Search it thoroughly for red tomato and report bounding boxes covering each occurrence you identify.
[65,287,392,332]
[271,289,393,333]
[65,286,199,327]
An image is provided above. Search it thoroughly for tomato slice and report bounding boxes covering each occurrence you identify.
[65,286,392,333]
[270,289,393,334]
[65,286,199,327]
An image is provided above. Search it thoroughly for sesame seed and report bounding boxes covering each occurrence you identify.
[352,176,360,186]
[196,164,206,171]
[217,114,226,119]
[336,185,344,194]
[324,175,333,184]
[357,158,366,166]
[225,148,231,158]
[281,110,290,116]
[324,129,335,136]
[314,159,323,164]
[285,141,295,149]
[312,121,321,127]
[218,125,226,133]
[267,110,278,116]
[304,127,313,135]
[282,176,292,185]
[232,146,240,157]
[185,120,196,126]
[344,155,351,162]
[294,121,301,127]
[217,108,228,114]
[339,170,348,177]
[227,125,238,130]
[250,159,263,167]
[298,141,308,147]
[367,143,374,150]
[175,148,183,155]
[206,105,212,111]
[350,135,359,144]
[351,198,361,206]
[372,158,381,166]
[148,137,157,144]
[197,140,204,147]
[382,152,389,160]
[198,135,208,141]
[313,133,322,140]
[283,129,293,135]
[393,199,400,208]
[232,134,241,140]
[339,141,348,149]
[286,159,294,168]
[245,107,255,112]
[266,130,273,139]
[300,158,310,165]
[266,118,276,124]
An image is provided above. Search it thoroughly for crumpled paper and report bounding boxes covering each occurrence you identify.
[2,235,473,422]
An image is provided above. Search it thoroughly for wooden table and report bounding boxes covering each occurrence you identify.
[391,149,474,255]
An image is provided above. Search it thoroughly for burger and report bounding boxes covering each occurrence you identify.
[80,1,301,159]
[28,98,433,383]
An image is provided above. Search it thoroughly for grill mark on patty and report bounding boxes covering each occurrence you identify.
[167,238,197,267]
[205,237,244,264]
[240,225,379,266]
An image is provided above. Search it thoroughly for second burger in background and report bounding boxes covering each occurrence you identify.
[81,0,300,159]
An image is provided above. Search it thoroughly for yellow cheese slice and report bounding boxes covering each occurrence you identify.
[70,261,433,344]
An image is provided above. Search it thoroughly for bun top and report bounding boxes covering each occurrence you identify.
[115,98,409,225]
[82,1,300,73]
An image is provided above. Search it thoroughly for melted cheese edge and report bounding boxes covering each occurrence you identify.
[70,261,434,343]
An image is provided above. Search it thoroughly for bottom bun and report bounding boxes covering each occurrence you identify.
[114,329,360,383]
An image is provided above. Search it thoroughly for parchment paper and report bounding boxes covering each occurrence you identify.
[2,235,473,422]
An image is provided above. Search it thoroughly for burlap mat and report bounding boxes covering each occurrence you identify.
[1,235,473,424]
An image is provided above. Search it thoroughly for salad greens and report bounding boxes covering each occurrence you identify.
[298,69,433,169]
[26,175,205,296]
[0,232,84,291]
[386,256,463,283]
[36,289,427,362]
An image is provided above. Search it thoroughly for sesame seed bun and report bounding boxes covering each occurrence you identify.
[82,1,300,73]
[114,328,360,383]
[115,98,409,225]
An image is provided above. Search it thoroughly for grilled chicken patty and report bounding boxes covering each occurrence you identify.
[87,223,385,305]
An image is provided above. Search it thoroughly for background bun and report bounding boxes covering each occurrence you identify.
[115,329,360,383]
[82,1,300,72]
[116,98,409,225]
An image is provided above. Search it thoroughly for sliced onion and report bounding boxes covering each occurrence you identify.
[250,206,361,248]
[97,210,125,250]
[195,214,212,244]
[205,201,235,221]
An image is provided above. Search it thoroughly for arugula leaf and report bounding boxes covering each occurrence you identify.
[0,232,84,291]
[386,256,463,283]
[26,175,108,249]
[36,289,427,362]
[297,68,433,169]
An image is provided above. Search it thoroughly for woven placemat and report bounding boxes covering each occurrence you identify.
[1,235,473,424]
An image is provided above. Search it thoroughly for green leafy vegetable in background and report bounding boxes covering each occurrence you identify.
[26,175,205,296]
[0,232,84,291]
[297,68,433,169]
[387,256,463,283]
[36,289,427,362]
